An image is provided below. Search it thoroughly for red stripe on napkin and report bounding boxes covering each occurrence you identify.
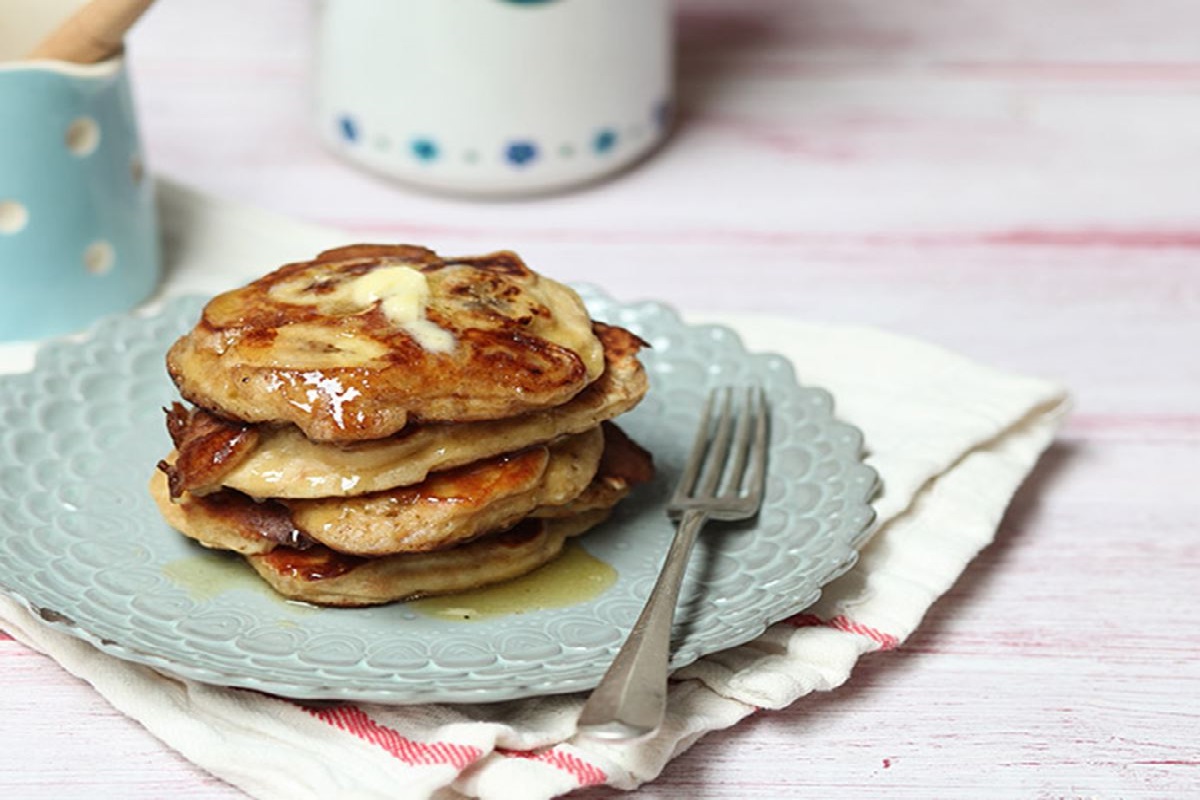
[0,631,13,641]
[785,613,899,650]
[500,747,607,786]
[306,706,482,769]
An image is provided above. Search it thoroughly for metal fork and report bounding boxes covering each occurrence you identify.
[576,386,769,741]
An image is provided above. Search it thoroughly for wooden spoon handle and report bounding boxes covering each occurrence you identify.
[27,0,157,64]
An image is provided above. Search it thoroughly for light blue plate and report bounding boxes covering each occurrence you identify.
[0,290,877,704]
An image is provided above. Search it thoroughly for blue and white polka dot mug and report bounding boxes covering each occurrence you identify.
[0,13,159,342]
[315,0,673,196]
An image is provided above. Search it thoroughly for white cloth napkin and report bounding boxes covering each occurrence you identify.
[0,181,1069,799]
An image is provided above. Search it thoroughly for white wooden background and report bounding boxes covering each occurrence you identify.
[3,0,1199,796]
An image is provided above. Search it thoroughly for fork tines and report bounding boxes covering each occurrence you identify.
[668,386,767,518]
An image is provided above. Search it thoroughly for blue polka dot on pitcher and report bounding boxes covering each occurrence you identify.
[411,138,439,162]
[505,141,539,167]
[338,115,359,143]
[593,128,618,155]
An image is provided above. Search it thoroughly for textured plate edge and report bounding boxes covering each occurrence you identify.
[0,586,623,704]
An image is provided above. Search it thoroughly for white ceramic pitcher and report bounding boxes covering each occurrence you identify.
[314,0,673,196]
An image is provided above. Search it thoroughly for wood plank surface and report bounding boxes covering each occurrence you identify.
[2,1,1197,797]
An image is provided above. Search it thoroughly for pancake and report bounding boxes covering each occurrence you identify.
[151,472,302,556]
[532,422,655,518]
[288,426,603,555]
[244,510,612,608]
[166,245,605,442]
[163,322,648,499]
[151,427,605,557]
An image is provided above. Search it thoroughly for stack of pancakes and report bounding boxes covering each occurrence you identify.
[151,244,652,607]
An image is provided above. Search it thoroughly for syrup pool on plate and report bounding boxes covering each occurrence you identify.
[408,542,616,621]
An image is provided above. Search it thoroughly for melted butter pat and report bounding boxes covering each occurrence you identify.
[401,319,455,354]
[408,543,617,622]
[270,264,455,354]
[350,266,426,324]
[348,266,456,353]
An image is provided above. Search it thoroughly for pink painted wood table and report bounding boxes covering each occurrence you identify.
[2,1,1198,796]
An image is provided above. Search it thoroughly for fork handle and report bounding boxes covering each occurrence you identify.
[576,509,709,741]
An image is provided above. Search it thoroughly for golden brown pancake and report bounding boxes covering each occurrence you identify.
[532,423,655,518]
[288,426,603,556]
[166,245,605,442]
[244,510,612,608]
[152,472,301,556]
[151,428,605,557]
[163,322,648,499]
